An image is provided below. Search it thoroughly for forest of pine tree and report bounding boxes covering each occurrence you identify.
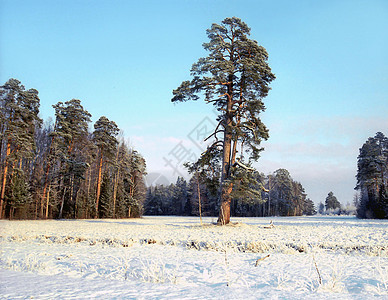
[0,78,147,219]
[144,169,316,218]
[0,77,317,220]
[2,78,385,220]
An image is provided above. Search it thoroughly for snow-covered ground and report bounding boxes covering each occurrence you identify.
[0,216,387,299]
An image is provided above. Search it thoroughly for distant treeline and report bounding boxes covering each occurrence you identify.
[145,132,388,220]
[145,169,316,217]
[0,78,147,219]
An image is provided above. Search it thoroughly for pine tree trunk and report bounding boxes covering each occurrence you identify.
[59,187,67,219]
[217,81,234,225]
[0,140,11,219]
[112,146,120,218]
[10,207,14,220]
[217,128,234,224]
[74,187,80,219]
[113,169,119,219]
[197,173,203,225]
[41,189,46,219]
[95,153,103,218]
[268,177,271,217]
[70,174,75,218]
[41,136,55,219]
[35,193,39,219]
[41,167,50,218]
[128,177,135,218]
[45,185,50,219]
[86,167,91,219]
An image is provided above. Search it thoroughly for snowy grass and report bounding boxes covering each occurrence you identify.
[0,216,387,299]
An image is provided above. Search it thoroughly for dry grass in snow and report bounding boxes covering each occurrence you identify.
[0,216,387,299]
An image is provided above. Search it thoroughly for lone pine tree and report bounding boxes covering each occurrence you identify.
[325,191,341,211]
[172,17,275,225]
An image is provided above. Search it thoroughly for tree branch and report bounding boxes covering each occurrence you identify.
[233,158,254,171]
[204,120,224,142]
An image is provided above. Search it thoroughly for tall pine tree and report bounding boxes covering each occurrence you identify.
[92,116,119,217]
[172,17,275,224]
[0,79,42,218]
[49,99,91,218]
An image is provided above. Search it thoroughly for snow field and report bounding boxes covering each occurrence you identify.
[0,216,387,299]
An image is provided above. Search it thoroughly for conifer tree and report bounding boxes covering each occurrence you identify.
[325,191,341,211]
[1,78,149,219]
[185,157,220,217]
[259,169,310,217]
[302,198,316,215]
[0,79,42,218]
[172,17,275,224]
[92,116,119,217]
[49,99,91,218]
[144,186,163,215]
[171,177,189,215]
[7,168,30,219]
[355,132,388,219]
[318,202,325,214]
[98,172,112,218]
[291,182,306,216]
[0,79,23,218]
[113,141,136,218]
[271,169,293,216]
[127,149,147,217]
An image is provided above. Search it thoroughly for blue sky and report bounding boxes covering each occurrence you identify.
[1,0,387,205]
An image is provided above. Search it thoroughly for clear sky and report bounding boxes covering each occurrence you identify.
[1,0,387,206]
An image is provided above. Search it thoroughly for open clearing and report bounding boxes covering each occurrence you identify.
[1,216,387,299]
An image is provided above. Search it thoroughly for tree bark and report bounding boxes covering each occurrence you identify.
[0,140,11,218]
[10,207,14,220]
[197,173,203,225]
[70,174,75,218]
[128,176,135,218]
[45,185,50,219]
[112,169,119,218]
[112,146,120,218]
[41,136,55,219]
[95,153,103,218]
[86,167,92,219]
[217,82,234,225]
[58,187,66,219]
[41,170,49,218]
